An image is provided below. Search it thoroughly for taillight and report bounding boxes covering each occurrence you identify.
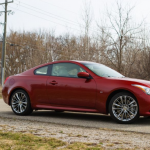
[4,77,9,84]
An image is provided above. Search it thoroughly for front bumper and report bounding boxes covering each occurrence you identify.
[137,93,150,116]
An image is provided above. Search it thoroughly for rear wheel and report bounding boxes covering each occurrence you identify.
[10,89,33,116]
[109,92,139,124]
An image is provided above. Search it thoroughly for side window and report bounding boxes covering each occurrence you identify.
[34,66,48,75]
[52,63,86,78]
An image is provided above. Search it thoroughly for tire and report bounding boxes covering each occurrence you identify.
[109,92,139,124]
[10,89,33,116]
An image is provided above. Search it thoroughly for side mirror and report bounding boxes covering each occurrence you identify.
[78,72,90,78]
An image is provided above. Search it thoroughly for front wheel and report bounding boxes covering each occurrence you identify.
[10,90,33,116]
[109,92,139,124]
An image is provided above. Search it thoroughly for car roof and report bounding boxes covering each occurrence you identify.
[20,60,99,76]
[52,60,98,64]
[72,60,98,64]
[38,60,100,69]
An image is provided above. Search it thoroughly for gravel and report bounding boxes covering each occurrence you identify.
[0,117,150,149]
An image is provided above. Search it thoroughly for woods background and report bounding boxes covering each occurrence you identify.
[1,1,150,81]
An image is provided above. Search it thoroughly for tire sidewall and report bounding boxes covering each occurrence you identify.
[10,89,33,116]
[109,92,139,124]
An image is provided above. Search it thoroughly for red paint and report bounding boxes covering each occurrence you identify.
[78,72,89,78]
[4,77,9,85]
[2,60,150,116]
[46,76,96,108]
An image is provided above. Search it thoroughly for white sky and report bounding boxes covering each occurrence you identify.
[0,0,150,36]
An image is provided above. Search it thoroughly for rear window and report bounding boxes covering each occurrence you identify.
[34,66,48,75]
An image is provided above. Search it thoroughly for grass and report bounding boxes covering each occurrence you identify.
[63,142,103,150]
[0,130,105,150]
[0,130,65,150]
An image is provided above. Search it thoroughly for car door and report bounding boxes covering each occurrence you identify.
[32,65,51,103]
[46,62,97,109]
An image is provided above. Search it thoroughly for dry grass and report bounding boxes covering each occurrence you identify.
[0,130,66,150]
[0,130,105,150]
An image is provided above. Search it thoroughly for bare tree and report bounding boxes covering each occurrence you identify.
[97,1,144,74]
[2,2,150,81]
[80,0,93,60]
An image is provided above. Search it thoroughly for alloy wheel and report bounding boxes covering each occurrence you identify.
[112,95,138,122]
[11,92,28,114]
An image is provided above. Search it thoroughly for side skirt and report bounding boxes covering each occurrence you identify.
[34,104,99,113]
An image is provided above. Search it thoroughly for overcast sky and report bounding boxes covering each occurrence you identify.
[0,0,150,36]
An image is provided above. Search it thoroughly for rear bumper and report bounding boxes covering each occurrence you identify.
[2,84,10,105]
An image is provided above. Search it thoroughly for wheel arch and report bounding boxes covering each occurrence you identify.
[106,89,137,113]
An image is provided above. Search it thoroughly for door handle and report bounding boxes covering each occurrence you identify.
[50,81,58,85]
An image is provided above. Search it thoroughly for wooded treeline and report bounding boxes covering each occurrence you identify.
[1,1,150,80]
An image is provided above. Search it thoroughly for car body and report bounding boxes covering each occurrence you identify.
[2,60,150,123]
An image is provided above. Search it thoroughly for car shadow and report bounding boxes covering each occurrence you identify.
[31,110,112,121]
[29,111,150,125]
[3,110,150,129]
[30,111,150,128]
[1,110,112,122]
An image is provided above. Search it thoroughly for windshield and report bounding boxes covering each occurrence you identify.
[82,62,124,78]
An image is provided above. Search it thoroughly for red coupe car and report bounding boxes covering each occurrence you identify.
[2,60,150,123]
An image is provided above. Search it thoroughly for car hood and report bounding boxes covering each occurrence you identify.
[107,77,150,87]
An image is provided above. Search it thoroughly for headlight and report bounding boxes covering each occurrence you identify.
[132,84,150,95]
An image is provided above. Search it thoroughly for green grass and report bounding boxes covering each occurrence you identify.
[0,130,105,150]
[0,130,65,150]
